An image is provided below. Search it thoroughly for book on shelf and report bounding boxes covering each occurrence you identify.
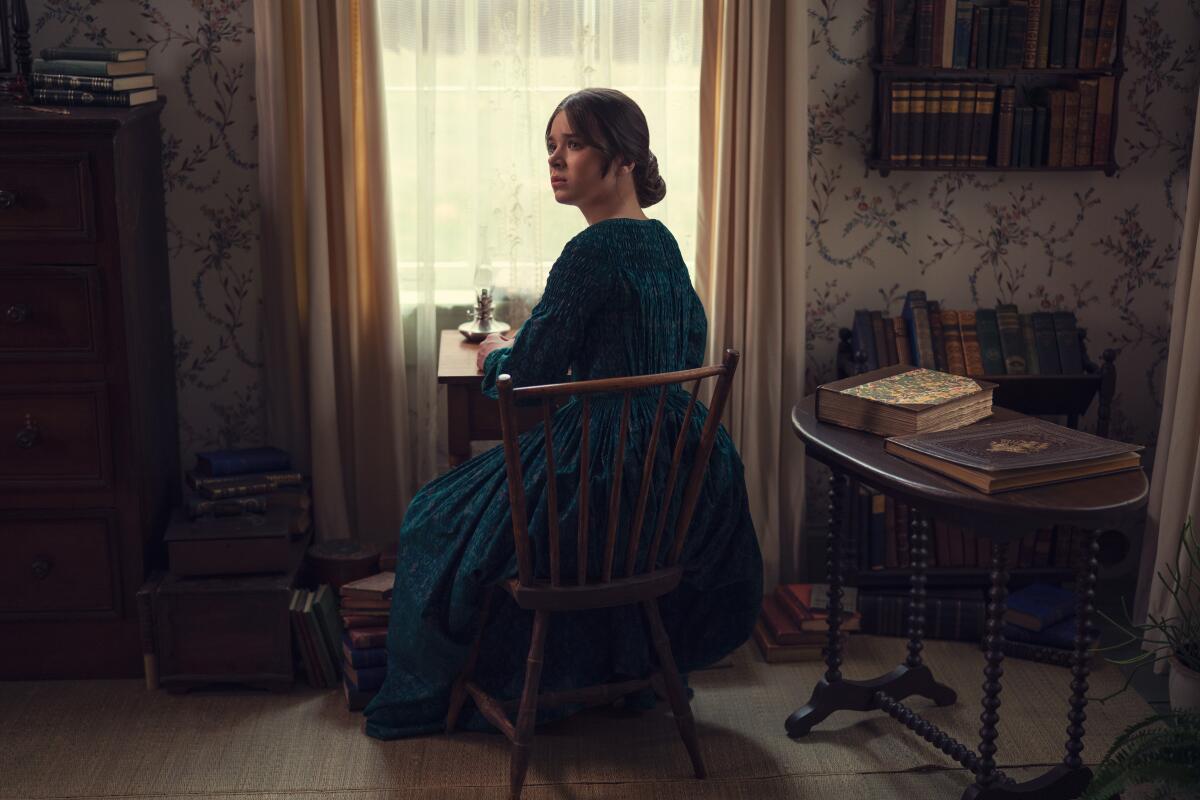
[339,571,395,601]
[343,642,388,669]
[752,620,828,663]
[186,470,306,498]
[1005,582,1077,631]
[816,365,996,437]
[859,588,987,641]
[31,87,157,107]
[884,416,1142,493]
[195,445,292,477]
[31,72,155,92]
[32,57,146,77]
[40,46,148,62]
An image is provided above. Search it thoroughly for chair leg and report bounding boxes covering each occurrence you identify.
[510,609,550,800]
[446,586,497,734]
[641,599,707,779]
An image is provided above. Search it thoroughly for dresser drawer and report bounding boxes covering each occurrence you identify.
[0,384,110,488]
[0,268,101,359]
[0,510,119,617]
[0,153,95,242]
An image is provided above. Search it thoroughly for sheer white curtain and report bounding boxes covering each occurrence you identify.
[377,1,704,467]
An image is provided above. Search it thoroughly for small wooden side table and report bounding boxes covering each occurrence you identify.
[437,330,544,467]
[788,397,1148,800]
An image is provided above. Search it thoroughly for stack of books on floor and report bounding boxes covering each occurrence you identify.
[754,583,861,663]
[340,571,393,710]
[291,584,343,687]
[993,582,1081,667]
[183,446,312,534]
[31,46,158,107]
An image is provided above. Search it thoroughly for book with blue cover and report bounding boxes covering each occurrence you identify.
[195,446,292,477]
[1005,582,1076,631]
[1004,615,1077,649]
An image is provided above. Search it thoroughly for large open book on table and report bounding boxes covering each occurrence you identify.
[816,365,996,437]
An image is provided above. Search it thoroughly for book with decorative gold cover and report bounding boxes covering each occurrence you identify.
[884,417,1142,493]
[816,365,995,437]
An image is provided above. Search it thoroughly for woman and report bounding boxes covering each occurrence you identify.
[364,88,762,740]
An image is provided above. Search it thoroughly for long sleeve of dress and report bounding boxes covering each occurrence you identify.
[481,232,612,399]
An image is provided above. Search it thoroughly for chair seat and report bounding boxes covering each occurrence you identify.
[504,566,685,611]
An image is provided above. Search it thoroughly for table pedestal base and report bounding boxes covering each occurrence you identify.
[962,764,1092,800]
[785,664,956,737]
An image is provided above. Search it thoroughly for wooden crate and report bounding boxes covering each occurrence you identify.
[150,534,308,692]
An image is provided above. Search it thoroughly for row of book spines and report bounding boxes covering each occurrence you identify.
[853,305,1085,375]
[343,644,387,710]
[888,82,994,166]
[859,592,987,641]
[291,586,342,689]
[905,0,1121,70]
[886,79,1114,168]
[843,483,1088,572]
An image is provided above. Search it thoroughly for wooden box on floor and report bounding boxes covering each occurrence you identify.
[148,534,308,692]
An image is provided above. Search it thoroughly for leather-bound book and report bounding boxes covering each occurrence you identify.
[1023,0,1043,67]
[1053,311,1085,373]
[1078,0,1103,67]
[1047,89,1066,167]
[893,316,914,366]
[853,308,879,371]
[940,309,968,375]
[995,87,1017,168]
[988,7,1008,71]
[815,365,995,437]
[972,84,995,166]
[930,0,946,66]
[969,6,983,67]
[938,82,960,167]
[1030,312,1062,373]
[1092,75,1116,166]
[1063,0,1083,68]
[1074,79,1099,166]
[1035,0,1053,66]
[958,310,986,376]
[1004,1,1028,68]
[1020,314,1041,374]
[927,300,949,371]
[891,82,911,166]
[974,308,1007,375]
[884,416,1143,493]
[954,85,976,167]
[882,315,899,365]
[978,7,994,67]
[871,310,892,366]
[1048,0,1069,67]
[995,303,1028,374]
[923,83,942,168]
[902,290,938,368]
[1031,106,1048,167]
[917,0,937,65]
[909,82,927,165]
[952,0,974,68]
[1093,0,1122,67]
[1061,89,1080,167]
[1018,107,1035,168]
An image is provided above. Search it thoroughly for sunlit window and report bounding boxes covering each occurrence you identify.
[378,0,703,310]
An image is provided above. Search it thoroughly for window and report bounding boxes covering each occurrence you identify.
[378,0,703,310]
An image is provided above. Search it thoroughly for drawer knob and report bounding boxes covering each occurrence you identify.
[31,556,53,581]
[0,189,15,210]
[5,304,30,324]
[16,414,38,449]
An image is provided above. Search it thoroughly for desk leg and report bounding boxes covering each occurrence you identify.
[447,384,471,467]
[960,531,1099,800]
[785,479,954,738]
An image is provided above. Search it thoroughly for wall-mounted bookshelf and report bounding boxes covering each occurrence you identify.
[869,0,1127,176]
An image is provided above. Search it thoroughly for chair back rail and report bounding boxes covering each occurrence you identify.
[495,349,740,588]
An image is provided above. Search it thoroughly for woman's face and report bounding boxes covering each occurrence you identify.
[545,110,628,207]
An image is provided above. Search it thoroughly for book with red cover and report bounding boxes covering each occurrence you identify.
[341,613,389,629]
[777,584,862,632]
[752,620,827,663]
[339,571,395,601]
[761,595,830,645]
[346,626,389,649]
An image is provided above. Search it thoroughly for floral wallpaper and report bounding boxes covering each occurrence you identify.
[31,0,265,463]
[806,0,1200,453]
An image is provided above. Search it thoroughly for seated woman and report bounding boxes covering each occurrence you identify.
[364,88,762,740]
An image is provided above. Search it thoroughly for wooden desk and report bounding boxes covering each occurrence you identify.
[438,330,544,467]
[787,397,1148,800]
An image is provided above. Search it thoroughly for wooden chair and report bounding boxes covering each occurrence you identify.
[444,349,741,800]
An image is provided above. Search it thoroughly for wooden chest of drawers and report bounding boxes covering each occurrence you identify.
[0,102,180,678]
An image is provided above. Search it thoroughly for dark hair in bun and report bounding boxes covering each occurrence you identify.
[546,88,667,208]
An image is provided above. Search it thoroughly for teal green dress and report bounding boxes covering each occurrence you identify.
[364,218,762,740]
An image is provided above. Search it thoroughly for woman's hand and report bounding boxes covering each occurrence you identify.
[476,332,515,371]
